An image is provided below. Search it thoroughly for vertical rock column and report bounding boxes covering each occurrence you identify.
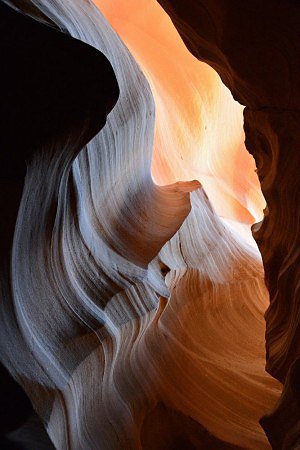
[245,108,300,384]
[245,108,300,449]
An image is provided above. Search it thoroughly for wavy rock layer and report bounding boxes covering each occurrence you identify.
[0,0,194,435]
[0,0,118,442]
[0,0,292,449]
[47,189,281,450]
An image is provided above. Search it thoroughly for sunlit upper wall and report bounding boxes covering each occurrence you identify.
[94,0,265,224]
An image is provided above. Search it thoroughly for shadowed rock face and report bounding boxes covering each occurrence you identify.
[0,0,119,257]
[157,0,300,445]
[0,0,118,178]
[260,357,300,450]
[157,0,300,110]
[141,402,243,449]
[245,109,300,383]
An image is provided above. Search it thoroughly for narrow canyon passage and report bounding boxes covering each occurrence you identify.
[1,0,298,449]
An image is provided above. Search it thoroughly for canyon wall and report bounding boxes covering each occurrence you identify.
[0,0,298,448]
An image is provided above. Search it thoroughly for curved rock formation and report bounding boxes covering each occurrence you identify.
[0,0,118,444]
[0,0,195,441]
[0,0,298,448]
[41,188,281,449]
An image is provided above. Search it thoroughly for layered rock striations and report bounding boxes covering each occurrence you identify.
[0,0,298,449]
[46,189,281,449]
[0,1,118,444]
[0,0,196,445]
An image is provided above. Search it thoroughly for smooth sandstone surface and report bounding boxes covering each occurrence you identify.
[1,0,298,448]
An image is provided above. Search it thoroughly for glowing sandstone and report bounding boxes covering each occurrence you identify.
[0,0,290,449]
[95,0,265,225]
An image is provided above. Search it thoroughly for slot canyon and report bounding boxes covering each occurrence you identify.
[0,0,299,449]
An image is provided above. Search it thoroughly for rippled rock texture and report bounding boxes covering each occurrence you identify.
[0,0,298,449]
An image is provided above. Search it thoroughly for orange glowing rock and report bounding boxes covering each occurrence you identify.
[95,0,265,225]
